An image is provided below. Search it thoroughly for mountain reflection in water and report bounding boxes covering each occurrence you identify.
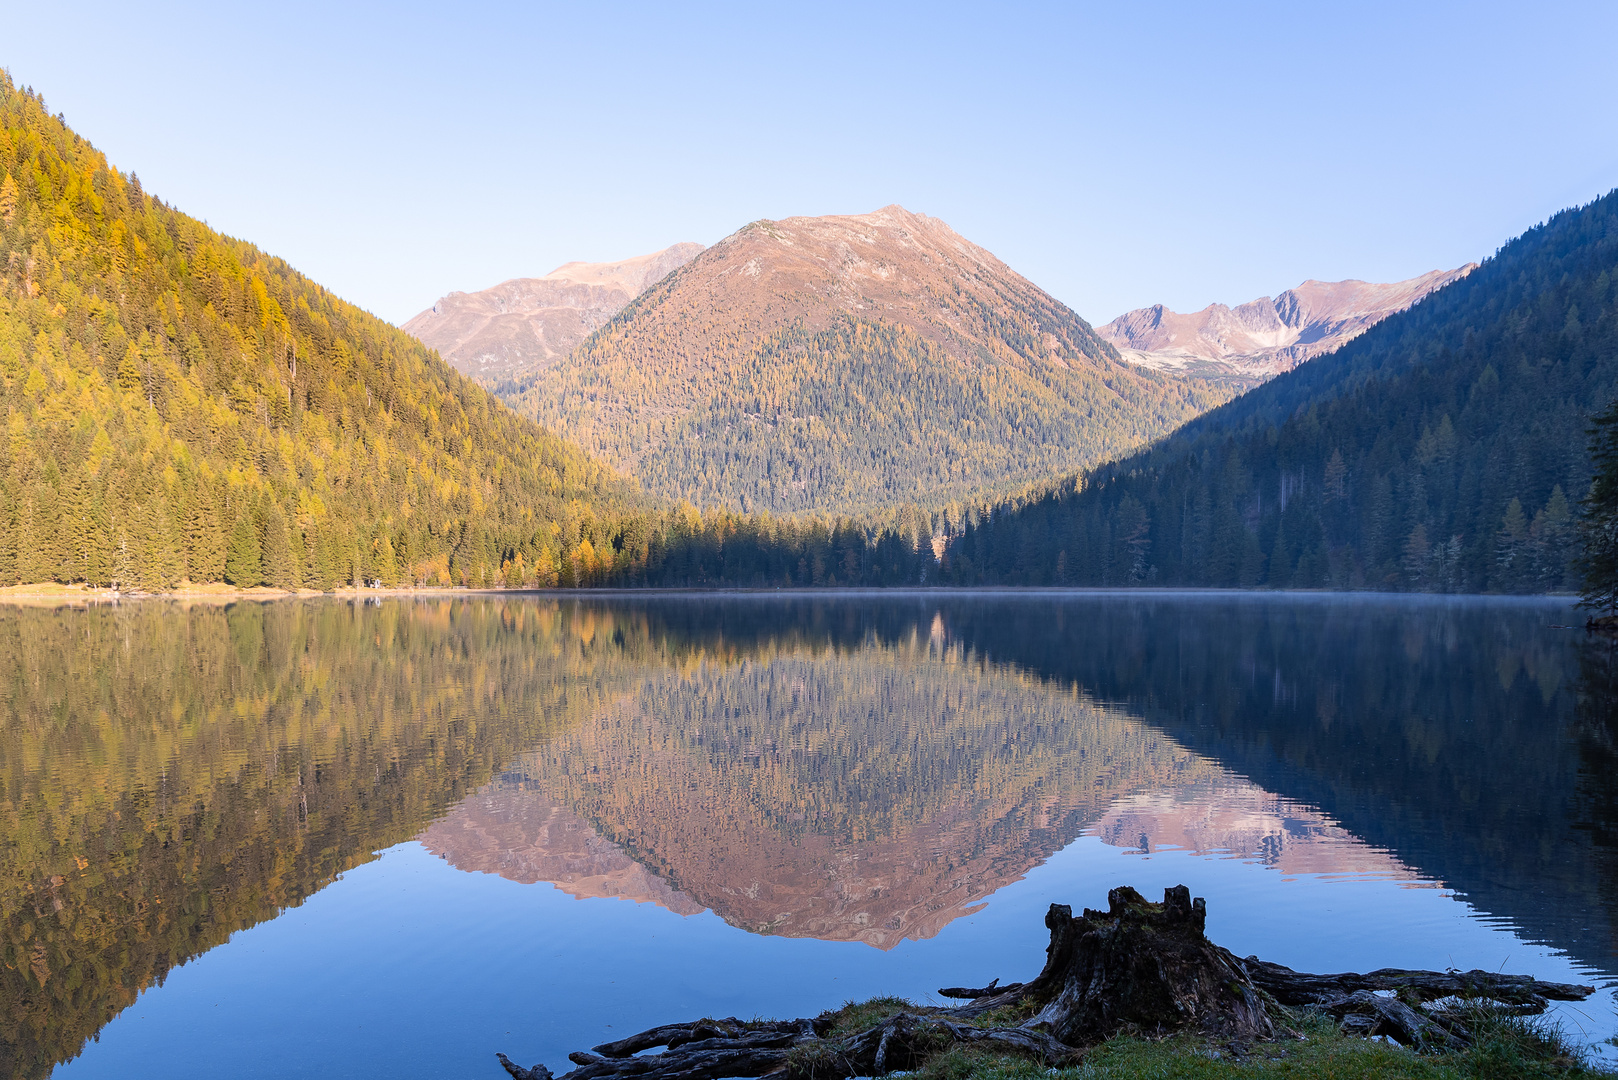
[2,595,1614,1080]
[420,659,1434,947]
[1090,784,1434,883]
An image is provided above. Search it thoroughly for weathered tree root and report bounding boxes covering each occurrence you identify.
[497,886,1596,1079]
[1239,957,1595,1052]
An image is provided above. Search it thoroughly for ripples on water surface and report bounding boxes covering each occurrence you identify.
[1,593,1614,1078]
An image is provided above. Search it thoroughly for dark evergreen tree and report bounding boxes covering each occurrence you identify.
[1579,398,1618,616]
[185,487,227,583]
[224,510,262,587]
[261,503,297,589]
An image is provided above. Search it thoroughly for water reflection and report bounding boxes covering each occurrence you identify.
[0,594,1613,1080]
[420,785,706,916]
[912,594,1617,970]
[1575,634,1618,960]
[0,599,652,1080]
[422,649,1436,947]
[427,648,1223,947]
[1089,783,1435,883]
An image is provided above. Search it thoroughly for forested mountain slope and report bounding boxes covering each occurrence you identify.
[0,75,637,592]
[508,205,1235,514]
[943,189,1618,591]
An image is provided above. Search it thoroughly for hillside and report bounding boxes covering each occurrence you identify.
[507,205,1235,514]
[942,190,1618,590]
[401,243,703,383]
[0,75,637,592]
[1098,267,1475,381]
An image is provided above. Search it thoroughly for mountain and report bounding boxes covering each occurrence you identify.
[941,190,1618,591]
[0,75,636,593]
[507,205,1236,514]
[401,243,703,384]
[1098,267,1476,381]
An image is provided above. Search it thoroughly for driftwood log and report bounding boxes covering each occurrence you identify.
[497,885,1595,1079]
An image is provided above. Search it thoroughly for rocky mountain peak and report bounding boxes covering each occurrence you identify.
[1098,265,1478,382]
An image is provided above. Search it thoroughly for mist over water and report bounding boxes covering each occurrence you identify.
[2,593,1613,1079]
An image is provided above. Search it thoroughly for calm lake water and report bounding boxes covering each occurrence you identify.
[3,592,1615,1079]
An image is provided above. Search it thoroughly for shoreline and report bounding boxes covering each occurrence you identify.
[0,581,1586,608]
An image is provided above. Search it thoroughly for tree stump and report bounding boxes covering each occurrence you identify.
[1013,884,1279,1044]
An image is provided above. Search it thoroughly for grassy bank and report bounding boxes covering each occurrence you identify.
[807,999,1612,1080]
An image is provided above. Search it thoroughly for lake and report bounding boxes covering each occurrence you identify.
[2,592,1615,1079]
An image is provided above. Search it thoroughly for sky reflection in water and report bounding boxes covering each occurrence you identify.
[5,593,1613,1079]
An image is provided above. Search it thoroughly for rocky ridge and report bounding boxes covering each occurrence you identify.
[401,243,704,383]
[1099,266,1476,381]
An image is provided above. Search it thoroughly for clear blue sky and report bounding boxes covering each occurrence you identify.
[4,1,1616,327]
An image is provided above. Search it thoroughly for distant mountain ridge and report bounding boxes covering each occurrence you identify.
[1099,267,1476,381]
[507,204,1234,513]
[402,243,703,383]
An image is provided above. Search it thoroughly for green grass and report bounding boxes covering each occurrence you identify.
[811,998,1613,1080]
[814,996,913,1039]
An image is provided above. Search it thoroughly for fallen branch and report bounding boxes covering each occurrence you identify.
[1243,958,1595,1010]
[937,978,1023,1000]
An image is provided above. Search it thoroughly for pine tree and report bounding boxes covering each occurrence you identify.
[111,532,132,592]
[371,531,399,587]
[17,487,54,584]
[83,493,113,587]
[1579,398,1618,617]
[224,508,263,587]
[1532,487,1575,590]
[1402,524,1430,589]
[1495,497,1529,592]
[1115,496,1151,583]
[133,493,183,591]
[261,502,297,589]
[0,482,17,585]
[1269,515,1293,588]
[116,342,143,395]
[186,492,227,583]
[0,170,16,224]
